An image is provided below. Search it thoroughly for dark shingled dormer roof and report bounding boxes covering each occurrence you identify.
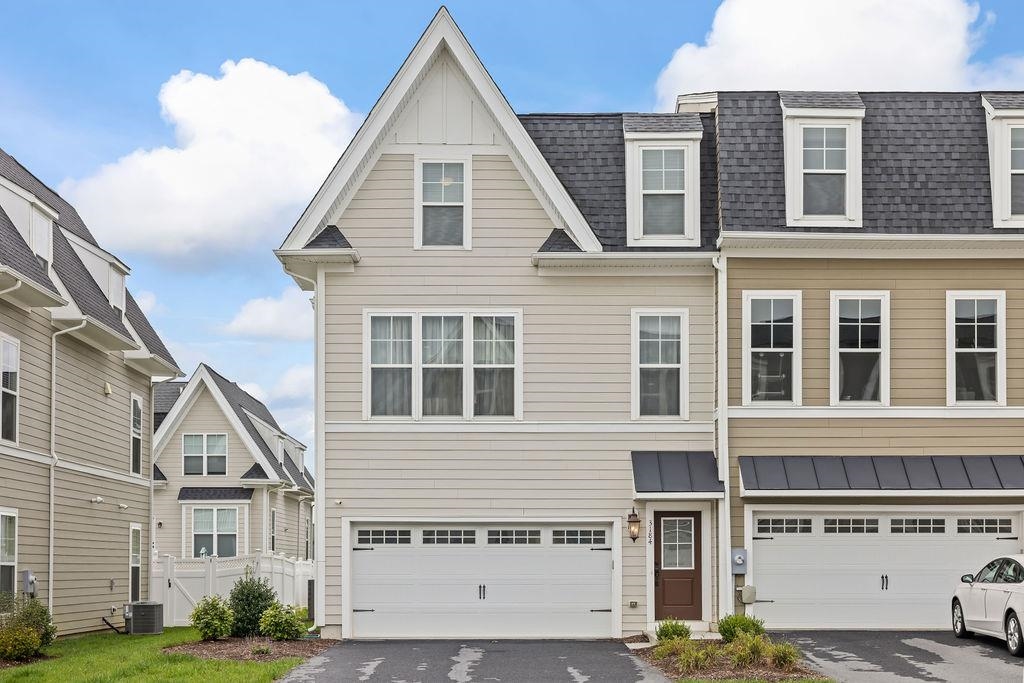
[153,464,167,481]
[178,487,254,501]
[779,91,864,109]
[242,463,270,480]
[622,113,703,133]
[51,227,133,340]
[983,92,1024,110]
[0,204,59,295]
[305,225,351,249]
[153,381,186,431]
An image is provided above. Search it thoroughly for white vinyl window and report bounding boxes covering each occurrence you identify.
[182,434,228,475]
[129,524,142,602]
[415,159,471,249]
[946,291,1006,405]
[626,140,701,246]
[632,310,688,419]
[783,111,863,227]
[365,311,521,420]
[192,508,237,558]
[1,336,18,444]
[830,292,889,405]
[1012,127,1023,216]
[305,518,312,560]
[130,394,143,475]
[802,126,847,216]
[743,292,801,405]
[661,518,694,569]
[270,509,277,552]
[0,509,15,595]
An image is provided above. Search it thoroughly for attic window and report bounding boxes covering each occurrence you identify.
[1012,127,1024,216]
[415,159,471,249]
[626,140,701,247]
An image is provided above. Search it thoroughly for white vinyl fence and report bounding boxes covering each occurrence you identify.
[151,553,314,627]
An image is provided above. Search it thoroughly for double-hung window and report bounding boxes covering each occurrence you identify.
[802,126,847,216]
[830,292,889,405]
[641,149,686,236]
[0,509,15,595]
[625,138,701,247]
[183,434,227,476]
[415,160,470,248]
[366,311,521,420]
[130,395,143,475]
[1012,127,1024,216]
[1,336,18,443]
[743,292,801,404]
[129,524,142,602]
[192,508,237,558]
[947,291,1006,405]
[632,310,688,419]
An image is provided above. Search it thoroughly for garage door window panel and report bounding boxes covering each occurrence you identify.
[422,529,475,545]
[487,529,540,545]
[552,529,607,545]
[757,518,812,534]
[358,529,411,545]
[744,293,801,404]
[824,518,878,534]
[890,518,945,534]
[958,518,1012,534]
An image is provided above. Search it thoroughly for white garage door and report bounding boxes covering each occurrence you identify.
[751,511,1022,629]
[349,523,615,638]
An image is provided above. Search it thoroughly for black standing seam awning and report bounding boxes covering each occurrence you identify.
[631,451,725,494]
[739,455,1024,492]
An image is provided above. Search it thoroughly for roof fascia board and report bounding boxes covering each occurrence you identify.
[719,231,1024,257]
[0,175,59,220]
[982,96,1024,119]
[676,92,718,113]
[0,268,66,309]
[622,131,703,141]
[63,229,131,275]
[780,104,865,119]
[280,8,602,253]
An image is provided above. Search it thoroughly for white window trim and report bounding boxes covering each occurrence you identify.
[829,291,891,407]
[741,290,803,407]
[361,309,524,422]
[0,507,16,595]
[270,508,277,552]
[181,433,229,477]
[630,308,690,421]
[945,290,1007,407]
[129,523,142,602]
[782,112,864,228]
[983,103,1024,228]
[625,139,701,247]
[0,333,19,446]
[129,393,143,476]
[191,506,239,559]
[413,156,473,250]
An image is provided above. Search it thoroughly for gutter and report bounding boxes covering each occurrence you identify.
[48,319,87,613]
[711,254,732,619]
[0,281,22,298]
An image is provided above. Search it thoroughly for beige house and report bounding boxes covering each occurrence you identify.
[277,9,728,639]
[0,147,180,634]
[151,364,313,563]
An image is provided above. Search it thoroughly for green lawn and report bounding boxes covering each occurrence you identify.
[0,628,301,683]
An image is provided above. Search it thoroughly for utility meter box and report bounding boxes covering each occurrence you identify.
[731,548,748,575]
[21,570,36,598]
[740,584,757,604]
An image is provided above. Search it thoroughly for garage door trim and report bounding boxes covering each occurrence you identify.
[341,516,623,639]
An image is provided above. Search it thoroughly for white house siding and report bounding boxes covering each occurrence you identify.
[318,152,718,635]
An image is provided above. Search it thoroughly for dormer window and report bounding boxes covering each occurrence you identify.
[982,95,1024,228]
[780,92,864,228]
[624,119,702,247]
[414,158,471,249]
[1012,127,1024,216]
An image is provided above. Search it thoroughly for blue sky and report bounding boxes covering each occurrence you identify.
[2,0,1023,463]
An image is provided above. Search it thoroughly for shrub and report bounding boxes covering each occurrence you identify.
[655,618,691,642]
[676,640,718,673]
[229,574,277,637]
[0,625,42,661]
[0,595,56,649]
[259,602,305,641]
[717,613,766,643]
[726,631,771,668]
[294,606,309,622]
[652,636,691,661]
[190,595,233,641]
[768,639,801,670]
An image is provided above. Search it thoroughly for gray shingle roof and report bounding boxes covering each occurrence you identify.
[305,225,351,248]
[177,487,255,501]
[0,203,60,295]
[715,91,1019,234]
[242,463,269,480]
[739,455,1024,491]
[622,113,703,133]
[51,226,133,339]
[303,466,315,487]
[153,464,167,481]
[779,91,864,109]
[126,290,177,368]
[153,381,186,431]
[983,92,1024,109]
[631,451,724,493]
[520,113,719,252]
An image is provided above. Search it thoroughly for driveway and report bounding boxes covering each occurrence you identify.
[780,631,1024,682]
[281,640,670,683]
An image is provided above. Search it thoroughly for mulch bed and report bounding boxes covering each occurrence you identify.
[0,654,50,669]
[622,633,652,645]
[165,636,338,662]
[636,643,823,682]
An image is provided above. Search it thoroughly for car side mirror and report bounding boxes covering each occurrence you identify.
[961,574,975,583]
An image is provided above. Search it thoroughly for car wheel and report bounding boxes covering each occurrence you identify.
[1006,612,1023,656]
[952,600,971,638]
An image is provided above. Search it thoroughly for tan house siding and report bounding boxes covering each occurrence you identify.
[0,454,51,604]
[0,302,52,454]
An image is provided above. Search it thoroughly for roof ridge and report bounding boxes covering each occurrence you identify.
[0,147,70,210]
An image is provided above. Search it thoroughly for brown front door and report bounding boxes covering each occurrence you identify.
[654,512,701,620]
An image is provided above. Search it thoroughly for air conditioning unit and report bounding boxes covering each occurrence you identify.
[124,601,163,635]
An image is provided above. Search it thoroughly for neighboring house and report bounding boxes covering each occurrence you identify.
[151,364,314,564]
[277,9,727,639]
[712,90,1024,629]
[0,147,180,634]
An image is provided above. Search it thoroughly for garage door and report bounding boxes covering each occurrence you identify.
[350,523,615,638]
[751,511,1022,629]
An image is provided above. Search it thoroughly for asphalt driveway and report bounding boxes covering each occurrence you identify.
[780,630,1024,682]
[281,640,669,683]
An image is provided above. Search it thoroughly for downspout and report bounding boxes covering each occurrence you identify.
[49,320,87,613]
[712,255,733,620]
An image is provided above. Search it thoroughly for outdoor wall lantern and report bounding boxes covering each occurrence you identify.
[627,508,641,542]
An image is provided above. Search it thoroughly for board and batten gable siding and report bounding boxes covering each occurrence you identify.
[0,300,53,454]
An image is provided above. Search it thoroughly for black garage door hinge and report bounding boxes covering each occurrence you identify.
[353,547,375,551]
[590,608,612,613]
[753,536,773,541]
[998,536,1018,540]
[591,547,612,551]
[353,609,375,613]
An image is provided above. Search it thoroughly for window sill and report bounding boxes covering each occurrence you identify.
[625,235,701,248]
[412,244,472,251]
[785,216,862,229]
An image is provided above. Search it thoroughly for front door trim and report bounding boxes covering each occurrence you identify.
[645,501,713,630]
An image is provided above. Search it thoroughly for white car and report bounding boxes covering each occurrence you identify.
[953,554,1024,655]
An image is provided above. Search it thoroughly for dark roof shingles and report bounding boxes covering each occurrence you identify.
[126,290,178,368]
[51,227,133,339]
[0,204,60,295]
[305,225,352,249]
[779,91,864,109]
[622,113,703,133]
[177,487,255,501]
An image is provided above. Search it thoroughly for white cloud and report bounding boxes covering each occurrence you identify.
[223,287,313,341]
[269,364,314,403]
[238,382,267,402]
[655,0,1024,111]
[133,290,159,315]
[60,58,361,261]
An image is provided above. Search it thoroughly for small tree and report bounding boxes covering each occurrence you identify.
[229,571,277,637]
